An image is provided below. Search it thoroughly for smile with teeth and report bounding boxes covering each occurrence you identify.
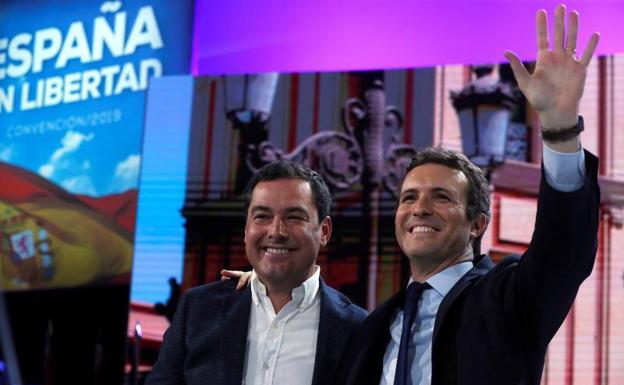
[264,247,291,255]
[411,226,436,233]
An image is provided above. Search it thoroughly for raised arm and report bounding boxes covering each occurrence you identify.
[499,4,601,345]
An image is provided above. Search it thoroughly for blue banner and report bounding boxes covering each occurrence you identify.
[0,0,193,290]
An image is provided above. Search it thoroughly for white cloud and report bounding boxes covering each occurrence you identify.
[0,145,14,161]
[61,176,97,196]
[39,164,54,178]
[39,131,95,177]
[50,131,94,162]
[110,154,141,192]
[37,131,98,195]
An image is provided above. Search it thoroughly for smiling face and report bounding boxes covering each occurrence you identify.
[244,178,332,291]
[395,163,486,270]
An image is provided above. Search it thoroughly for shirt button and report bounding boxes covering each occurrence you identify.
[263,362,269,370]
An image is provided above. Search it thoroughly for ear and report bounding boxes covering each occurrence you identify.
[319,216,332,246]
[470,213,488,240]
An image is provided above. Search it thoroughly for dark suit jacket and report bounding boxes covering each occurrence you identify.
[345,151,600,385]
[146,277,367,385]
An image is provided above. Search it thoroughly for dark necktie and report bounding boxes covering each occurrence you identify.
[393,281,429,385]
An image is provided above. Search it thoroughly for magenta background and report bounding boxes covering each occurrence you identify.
[192,0,624,75]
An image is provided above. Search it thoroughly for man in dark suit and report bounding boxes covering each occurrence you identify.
[146,160,367,385]
[345,4,601,385]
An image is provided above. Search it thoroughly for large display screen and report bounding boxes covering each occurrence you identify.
[0,0,193,290]
[132,55,624,384]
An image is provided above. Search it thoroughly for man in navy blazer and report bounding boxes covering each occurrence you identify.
[147,161,367,385]
[343,5,601,385]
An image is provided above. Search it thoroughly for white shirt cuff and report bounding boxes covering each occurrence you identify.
[542,143,586,192]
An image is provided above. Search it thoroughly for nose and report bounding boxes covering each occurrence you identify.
[412,196,433,217]
[268,218,289,239]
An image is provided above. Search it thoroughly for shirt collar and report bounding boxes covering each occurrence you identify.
[250,266,321,310]
[409,261,473,297]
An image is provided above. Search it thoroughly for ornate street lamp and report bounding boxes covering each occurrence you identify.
[451,65,517,175]
[223,73,366,192]
[222,73,279,192]
[223,73,278,125]
[222,72,414,195]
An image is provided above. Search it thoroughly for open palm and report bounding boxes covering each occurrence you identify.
[505,5,599,129]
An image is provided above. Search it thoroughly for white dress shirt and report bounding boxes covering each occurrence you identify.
[379,144,586,385]
[243,267,321,385]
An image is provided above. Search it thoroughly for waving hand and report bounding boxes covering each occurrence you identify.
[505,4,599,136]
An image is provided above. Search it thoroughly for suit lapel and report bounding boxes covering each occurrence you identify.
[348,293,403,385]
[432,255,494,342]
[221,286,252,385]
[312,280,347,385]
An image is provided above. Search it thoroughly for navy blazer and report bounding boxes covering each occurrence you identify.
[344,151,600,385]
[147,278,367,385]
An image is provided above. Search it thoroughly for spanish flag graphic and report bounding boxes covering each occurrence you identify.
[0,161,135,290]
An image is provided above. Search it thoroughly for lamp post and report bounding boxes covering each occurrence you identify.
[451,65,517,177]
[222,73,279,193]
[222,72,414,194]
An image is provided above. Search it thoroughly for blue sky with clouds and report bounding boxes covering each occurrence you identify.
[32,130,141,196]
[1,108,144,196]
[0,0,193,197]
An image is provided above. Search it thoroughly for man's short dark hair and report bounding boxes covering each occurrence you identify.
[243,160,332,223]
[403,147,491,257]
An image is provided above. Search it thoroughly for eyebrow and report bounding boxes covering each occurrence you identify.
[250,206,309,215]
[400,187,454,197]
[250,205,271,213]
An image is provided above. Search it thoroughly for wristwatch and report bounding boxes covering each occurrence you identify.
[541,116,584,143]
